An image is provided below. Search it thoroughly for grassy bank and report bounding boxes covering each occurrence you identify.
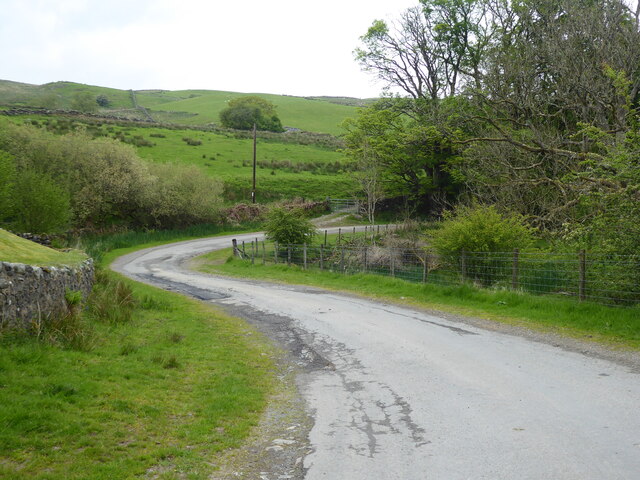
[197,251,640,350]
[0,229,86,266]
[0,233,276,479]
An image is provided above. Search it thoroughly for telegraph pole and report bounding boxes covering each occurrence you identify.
[251,123,257,203]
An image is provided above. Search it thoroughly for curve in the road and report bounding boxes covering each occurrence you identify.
[112,231,640,480]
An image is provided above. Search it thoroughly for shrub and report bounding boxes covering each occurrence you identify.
[264,207,316,245]
[0,151,16,223]
[96,94,110,107]
[181,137,202,146]
[12,169,71,233]
[223,203,268,225]
[143,163,223,228]
[431,204,534,255]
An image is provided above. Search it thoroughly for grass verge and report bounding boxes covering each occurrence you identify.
[0,229,86,266]
[197,251,640,350]
[0,234,276,479]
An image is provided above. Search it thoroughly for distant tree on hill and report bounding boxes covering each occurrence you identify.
[96,94,110,107]
[219,96,284,132]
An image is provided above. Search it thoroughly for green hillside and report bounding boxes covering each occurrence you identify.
[0,79,366,135]
[7,115,358,202]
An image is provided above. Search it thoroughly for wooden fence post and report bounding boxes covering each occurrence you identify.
[461,249,467,281]
[287,245,292,266]
[251,241,255,264]
[363,246,368,273]
[324,229,328,246]
[338,228,342,245]
[242,241,246,257]
[274,242,278,263]
[512,249,519,290]
[320,244,324,270]
[262,241,266,265]
[422,254,428,283]
[303,243,307,270]
[390,253,395,277]
[340,246,345,272]
[232,239,238,257]
[579,249,586,301]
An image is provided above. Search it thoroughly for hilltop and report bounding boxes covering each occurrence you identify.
[0,79,375,135]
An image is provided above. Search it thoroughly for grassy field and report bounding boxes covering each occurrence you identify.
[0,229,86,266]
[136,90,359,135]
[18,116,358,202]
[196,251,640,350]
[0,79,363,135]
[0,231,277,479]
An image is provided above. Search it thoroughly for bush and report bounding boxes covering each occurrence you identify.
[13,169,71,233]
[264,207,316,245]
[143,163,223,228]
[224,203,268,225]
[96,94,110,107]
[181,137,202,146]
[0,151,16,223]
[431,204,534,255]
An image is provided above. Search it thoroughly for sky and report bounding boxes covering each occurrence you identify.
[0,0,419,98]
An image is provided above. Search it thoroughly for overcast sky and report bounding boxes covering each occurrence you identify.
[0,0,418,98]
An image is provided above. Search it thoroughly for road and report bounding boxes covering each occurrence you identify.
[112,231,640,480]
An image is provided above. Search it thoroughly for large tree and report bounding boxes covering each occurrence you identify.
[354,0,640,227]
[460,0,640,226]
[355,0,495,100]
[219,96,284,132]
[342,99,462,213]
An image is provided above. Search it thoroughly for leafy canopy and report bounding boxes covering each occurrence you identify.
[219,96,284,132]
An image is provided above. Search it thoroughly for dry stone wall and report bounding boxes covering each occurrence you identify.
[0,259,94,329]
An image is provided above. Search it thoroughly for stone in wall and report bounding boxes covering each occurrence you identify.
[0,259,94,329]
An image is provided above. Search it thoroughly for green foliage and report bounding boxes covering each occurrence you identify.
[64,289,83,307]
[145,163,223,228]
[0,151,16,222]
[219,95,284,132]
[12,169,71,233]
[431,204,535,255]
[0,121,227,231]
[264,207,316,245]
[341,99,461,210]
[70,91,97,113]
[95,94,110,107]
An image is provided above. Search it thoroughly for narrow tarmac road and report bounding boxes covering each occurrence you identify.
[112,232,640,480]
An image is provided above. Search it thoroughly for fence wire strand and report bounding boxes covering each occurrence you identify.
[235,241,640,307]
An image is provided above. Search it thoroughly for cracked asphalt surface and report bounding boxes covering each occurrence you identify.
[112,231,640,480]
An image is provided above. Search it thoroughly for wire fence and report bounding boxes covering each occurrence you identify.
[232,239,640,307]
